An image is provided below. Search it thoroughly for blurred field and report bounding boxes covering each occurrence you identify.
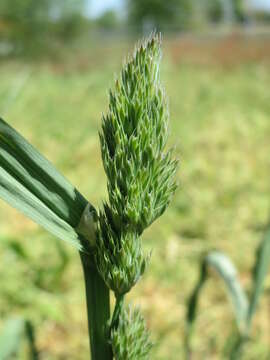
[0,34,270,359]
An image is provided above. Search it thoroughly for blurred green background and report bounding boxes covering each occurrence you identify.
[0,0,270,359]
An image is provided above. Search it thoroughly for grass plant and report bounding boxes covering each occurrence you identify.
[0,35,270,359]
[186,224,270,359]
[0,34,177,359]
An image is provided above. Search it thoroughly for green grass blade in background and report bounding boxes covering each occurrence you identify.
[185,260,207,358]
[247,226,270,330]
[205,251,249,333]
[24,320,39,360]
[0,318,24,359]
[186,251,249,358]
[0,118,89,250]
[0,318,38,360]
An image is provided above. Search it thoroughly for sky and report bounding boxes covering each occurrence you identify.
[86,0,124,18]
[249,0,270,10]
[87,0,270,18]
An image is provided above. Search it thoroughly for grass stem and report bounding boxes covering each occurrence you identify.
[80,253,111,360]
[110,294,125,331]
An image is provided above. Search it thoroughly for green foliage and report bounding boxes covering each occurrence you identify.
[186,252,248,345]
[96,10,121,30]
[50,0,88,41]
[206,252,249,331]
[204,0,223,22]
[1,37,270,359]
[1,235,70,291]
[0,0,51,20]
[0,114,110,359]
[0,0,86,55]
[0,118,90,251]
[127,0,193,31]
[0,34,177,360]
[111,305,152,360]
[186,224,270,358]
[0,0,49,54]
[0,114,109,359]
[247,226,270,329]
[233,0,245,22]
[194,0,245,25]
[96,34,178,297]
[54,14,87,41]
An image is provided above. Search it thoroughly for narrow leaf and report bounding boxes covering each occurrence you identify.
[185,260,207,358]
[0,118,89,250]
[247,226,270,329]
[205,251,249,333]
[186,251,249,357]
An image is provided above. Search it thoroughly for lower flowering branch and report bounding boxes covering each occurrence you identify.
[109,302,153,360]
[110,294,125,332]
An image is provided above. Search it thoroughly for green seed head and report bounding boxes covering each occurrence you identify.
[100,33,178,234]
[96,33,178,294]
[96,204,149,296]
[110,305,152,360]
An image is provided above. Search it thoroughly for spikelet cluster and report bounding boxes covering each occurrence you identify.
[96,33,178,296]
[110,305,152,360]
[100,34,178,235]
[95,204,149,295]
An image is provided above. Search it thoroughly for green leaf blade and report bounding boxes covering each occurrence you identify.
[0,318,25,359]
[0,165,82,249]
[185,260,207,357]
[0,118,89,250]
[206,251,249,332]
[186,251,249,358]
[247,227,270,330]
[0,118,87,226]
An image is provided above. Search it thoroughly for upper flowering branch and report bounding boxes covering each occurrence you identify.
[96,33,178,296]
[100,33,178,236]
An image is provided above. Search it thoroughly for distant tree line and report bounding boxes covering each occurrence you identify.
[127,0,247,32]
[0,0,87,56]
[0,0,269,57]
